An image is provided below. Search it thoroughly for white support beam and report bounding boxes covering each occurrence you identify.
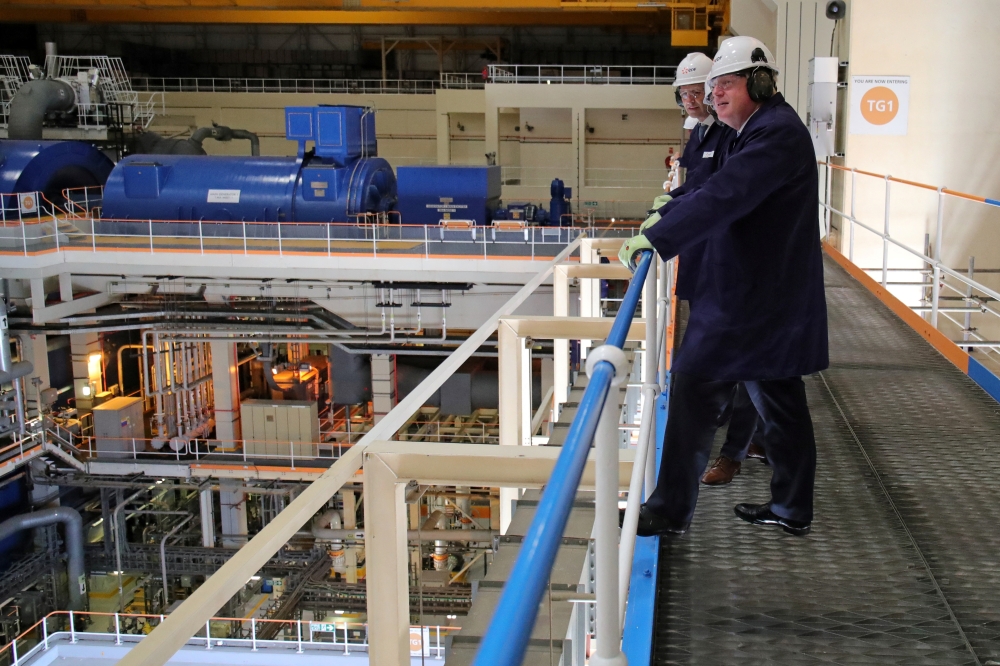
[32,291,120,324]
[553,266,570,412]
[363,453,410,666]
[199,488,216,548]
[210,341,240,442]
[497,320,523,533]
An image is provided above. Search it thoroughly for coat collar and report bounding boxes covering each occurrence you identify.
[737,92,785,138]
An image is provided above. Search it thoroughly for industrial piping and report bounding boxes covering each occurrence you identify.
[0,507,85,610]
[7,78,76,140]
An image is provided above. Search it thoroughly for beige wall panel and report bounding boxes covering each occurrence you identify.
[844,0,1000,343]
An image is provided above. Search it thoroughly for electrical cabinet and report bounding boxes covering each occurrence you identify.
[240,400,320,459]
[93,397,145,458]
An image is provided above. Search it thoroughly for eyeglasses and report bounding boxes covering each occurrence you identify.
[710,74,747,92]
[678,89,704,101]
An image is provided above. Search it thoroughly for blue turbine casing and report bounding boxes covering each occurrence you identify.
[0,140,114,205]
[395,165,501,225]
[101,106,396,223]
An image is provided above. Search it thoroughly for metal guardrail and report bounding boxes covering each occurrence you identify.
[487,64,676,85]
[820,161,1000,359]
[472,250,656,666]
[0,610,458,664]
[130,77,441,95]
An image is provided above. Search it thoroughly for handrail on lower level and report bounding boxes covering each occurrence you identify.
[471,249,655,666]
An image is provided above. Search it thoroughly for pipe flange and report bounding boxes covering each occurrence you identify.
[585,345,629,387]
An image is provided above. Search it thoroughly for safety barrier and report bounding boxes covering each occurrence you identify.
[0,207,605,260]
[472,249,660,666]
[487,64,676,85]
[130,77,440,95]
[820,162,1000,366]
[0,610,458,665]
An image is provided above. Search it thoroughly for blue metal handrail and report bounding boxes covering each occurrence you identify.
[471,249,654,666]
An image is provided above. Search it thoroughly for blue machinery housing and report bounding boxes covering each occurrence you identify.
[0,140,114,207]
[471,250,655,666]
[102,106,397,223]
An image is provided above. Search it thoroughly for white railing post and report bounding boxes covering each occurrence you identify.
[115,613,121,645]
[21,219,28,256]
[205,621,212,649]
[243,221,248,255]
[591,361,626,666]
[12,636,17,664]
[882,175,891,287]
[932,186,945,328]
[849,168,857,262]
[149,219,154,253]
[251,618,257,651]
[199,220,204,255]
[824,158,833,240]
[297,619,303,653]
[69,611,76,643]
[342,622,349,655]
[277,222,282,255]
[42,615,49,650]
[327,222,331,256]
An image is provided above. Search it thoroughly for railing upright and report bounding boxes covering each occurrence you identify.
[470,250,654,666]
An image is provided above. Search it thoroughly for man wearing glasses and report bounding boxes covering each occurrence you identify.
[619,36,828,537]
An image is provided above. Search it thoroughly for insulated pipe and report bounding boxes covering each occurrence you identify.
[160,515,193,606]
[189,126,261,157]
[310,528,496,542]
[312,510,346,574]
[7,78,76,140]
[0,507,85,610]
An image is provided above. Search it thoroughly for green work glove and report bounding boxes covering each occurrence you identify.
[640,194,671,232]
[652,194,672,210]
[639,211,661,232]
[618,233,655,273]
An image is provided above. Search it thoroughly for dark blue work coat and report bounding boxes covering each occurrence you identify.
[644,93,828,381]
[671,119,733,300]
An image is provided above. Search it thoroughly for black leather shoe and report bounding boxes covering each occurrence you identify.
[734,502,811,536]
[635,505,688,537]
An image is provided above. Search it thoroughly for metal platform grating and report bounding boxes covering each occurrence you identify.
[651,254,1000,665]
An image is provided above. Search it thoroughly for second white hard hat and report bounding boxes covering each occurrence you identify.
[673,52,714,87]
[707,35,779,88]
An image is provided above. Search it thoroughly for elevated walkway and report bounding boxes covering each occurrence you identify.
[653,253,1000,664]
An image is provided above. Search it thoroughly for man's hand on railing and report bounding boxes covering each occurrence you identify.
[618,233,655,272]
[639,195,670,232]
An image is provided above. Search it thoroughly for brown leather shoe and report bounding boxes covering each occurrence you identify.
[701,456,741,485]
[746,442,766,460]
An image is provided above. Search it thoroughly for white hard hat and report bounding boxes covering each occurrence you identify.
[706,35,779,88]
[673,52,714,87]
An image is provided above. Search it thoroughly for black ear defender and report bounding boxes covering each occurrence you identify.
[745,48,776,103]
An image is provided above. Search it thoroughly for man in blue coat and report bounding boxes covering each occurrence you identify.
[619,35,828,536]
[651,52,763,487]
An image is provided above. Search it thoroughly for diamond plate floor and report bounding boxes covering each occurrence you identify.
[652,254,1000,666]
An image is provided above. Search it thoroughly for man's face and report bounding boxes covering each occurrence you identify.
[678,84,709,121]
[710,73,760,129]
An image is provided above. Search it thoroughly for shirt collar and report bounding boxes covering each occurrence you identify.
[736,108,759,136]
[700,115,715,128]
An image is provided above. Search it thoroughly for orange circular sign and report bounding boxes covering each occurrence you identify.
[860,86,899,125]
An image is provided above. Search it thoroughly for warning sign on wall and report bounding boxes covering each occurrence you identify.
[850,75,910,136]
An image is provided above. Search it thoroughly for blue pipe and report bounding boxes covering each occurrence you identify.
[471,250,654,666]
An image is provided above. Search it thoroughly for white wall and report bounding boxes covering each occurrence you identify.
[774,0,839,120]
[843,0,1000,341]
[731,0,779,55]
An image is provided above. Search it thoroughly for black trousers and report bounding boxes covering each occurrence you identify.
[717,382,761,461]
[645,372,817,525]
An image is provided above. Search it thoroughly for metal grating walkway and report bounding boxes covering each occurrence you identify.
[651,254,1000,666]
